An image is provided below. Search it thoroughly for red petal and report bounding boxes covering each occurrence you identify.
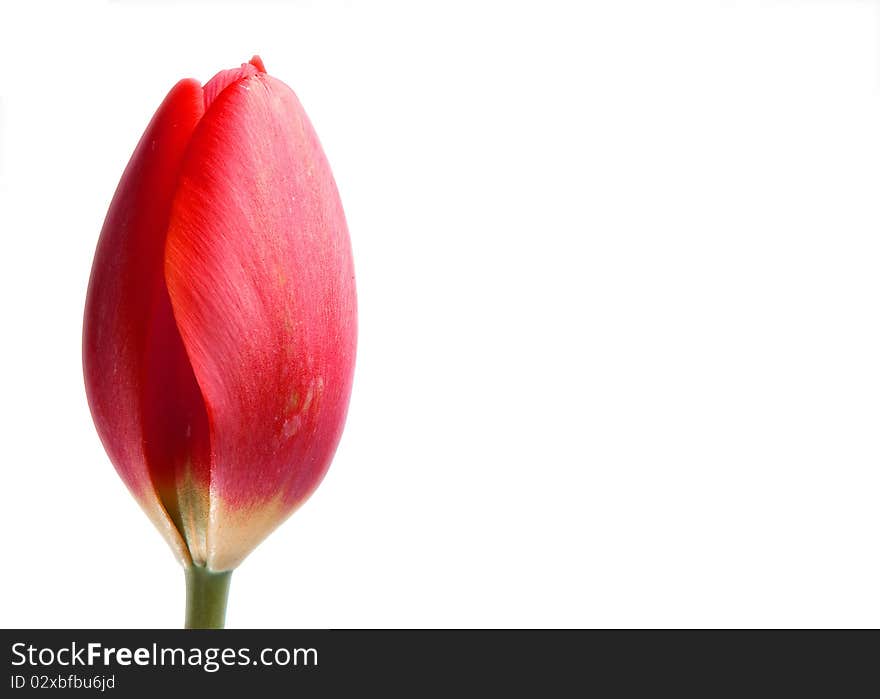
[202,60,262,111]
[83,79,208,564]
[165,73,357,570]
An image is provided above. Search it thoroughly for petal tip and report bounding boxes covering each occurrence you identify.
[202,57,263,110]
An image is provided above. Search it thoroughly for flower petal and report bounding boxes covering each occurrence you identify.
[83,79,207,566]
[164,72,357,571]
[202,56,264,111]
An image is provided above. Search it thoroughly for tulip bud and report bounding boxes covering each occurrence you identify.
[83,57,356,627]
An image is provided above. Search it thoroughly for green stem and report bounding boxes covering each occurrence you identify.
[184,565,232,629]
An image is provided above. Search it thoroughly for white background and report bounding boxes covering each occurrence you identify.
[1,0,879,628]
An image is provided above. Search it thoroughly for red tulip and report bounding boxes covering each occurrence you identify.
[82,56,356,627]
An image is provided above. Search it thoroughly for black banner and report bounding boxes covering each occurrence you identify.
[1,630,876,694]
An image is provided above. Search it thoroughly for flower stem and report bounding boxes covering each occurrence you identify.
[184,565,232,629]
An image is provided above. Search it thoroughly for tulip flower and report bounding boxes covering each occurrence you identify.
[82,57,356,628]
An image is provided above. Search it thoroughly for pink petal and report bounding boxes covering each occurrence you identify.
[165,72,357,570]
[202,57,264,111]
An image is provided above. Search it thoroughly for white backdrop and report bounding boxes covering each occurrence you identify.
[1,0,879,628]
